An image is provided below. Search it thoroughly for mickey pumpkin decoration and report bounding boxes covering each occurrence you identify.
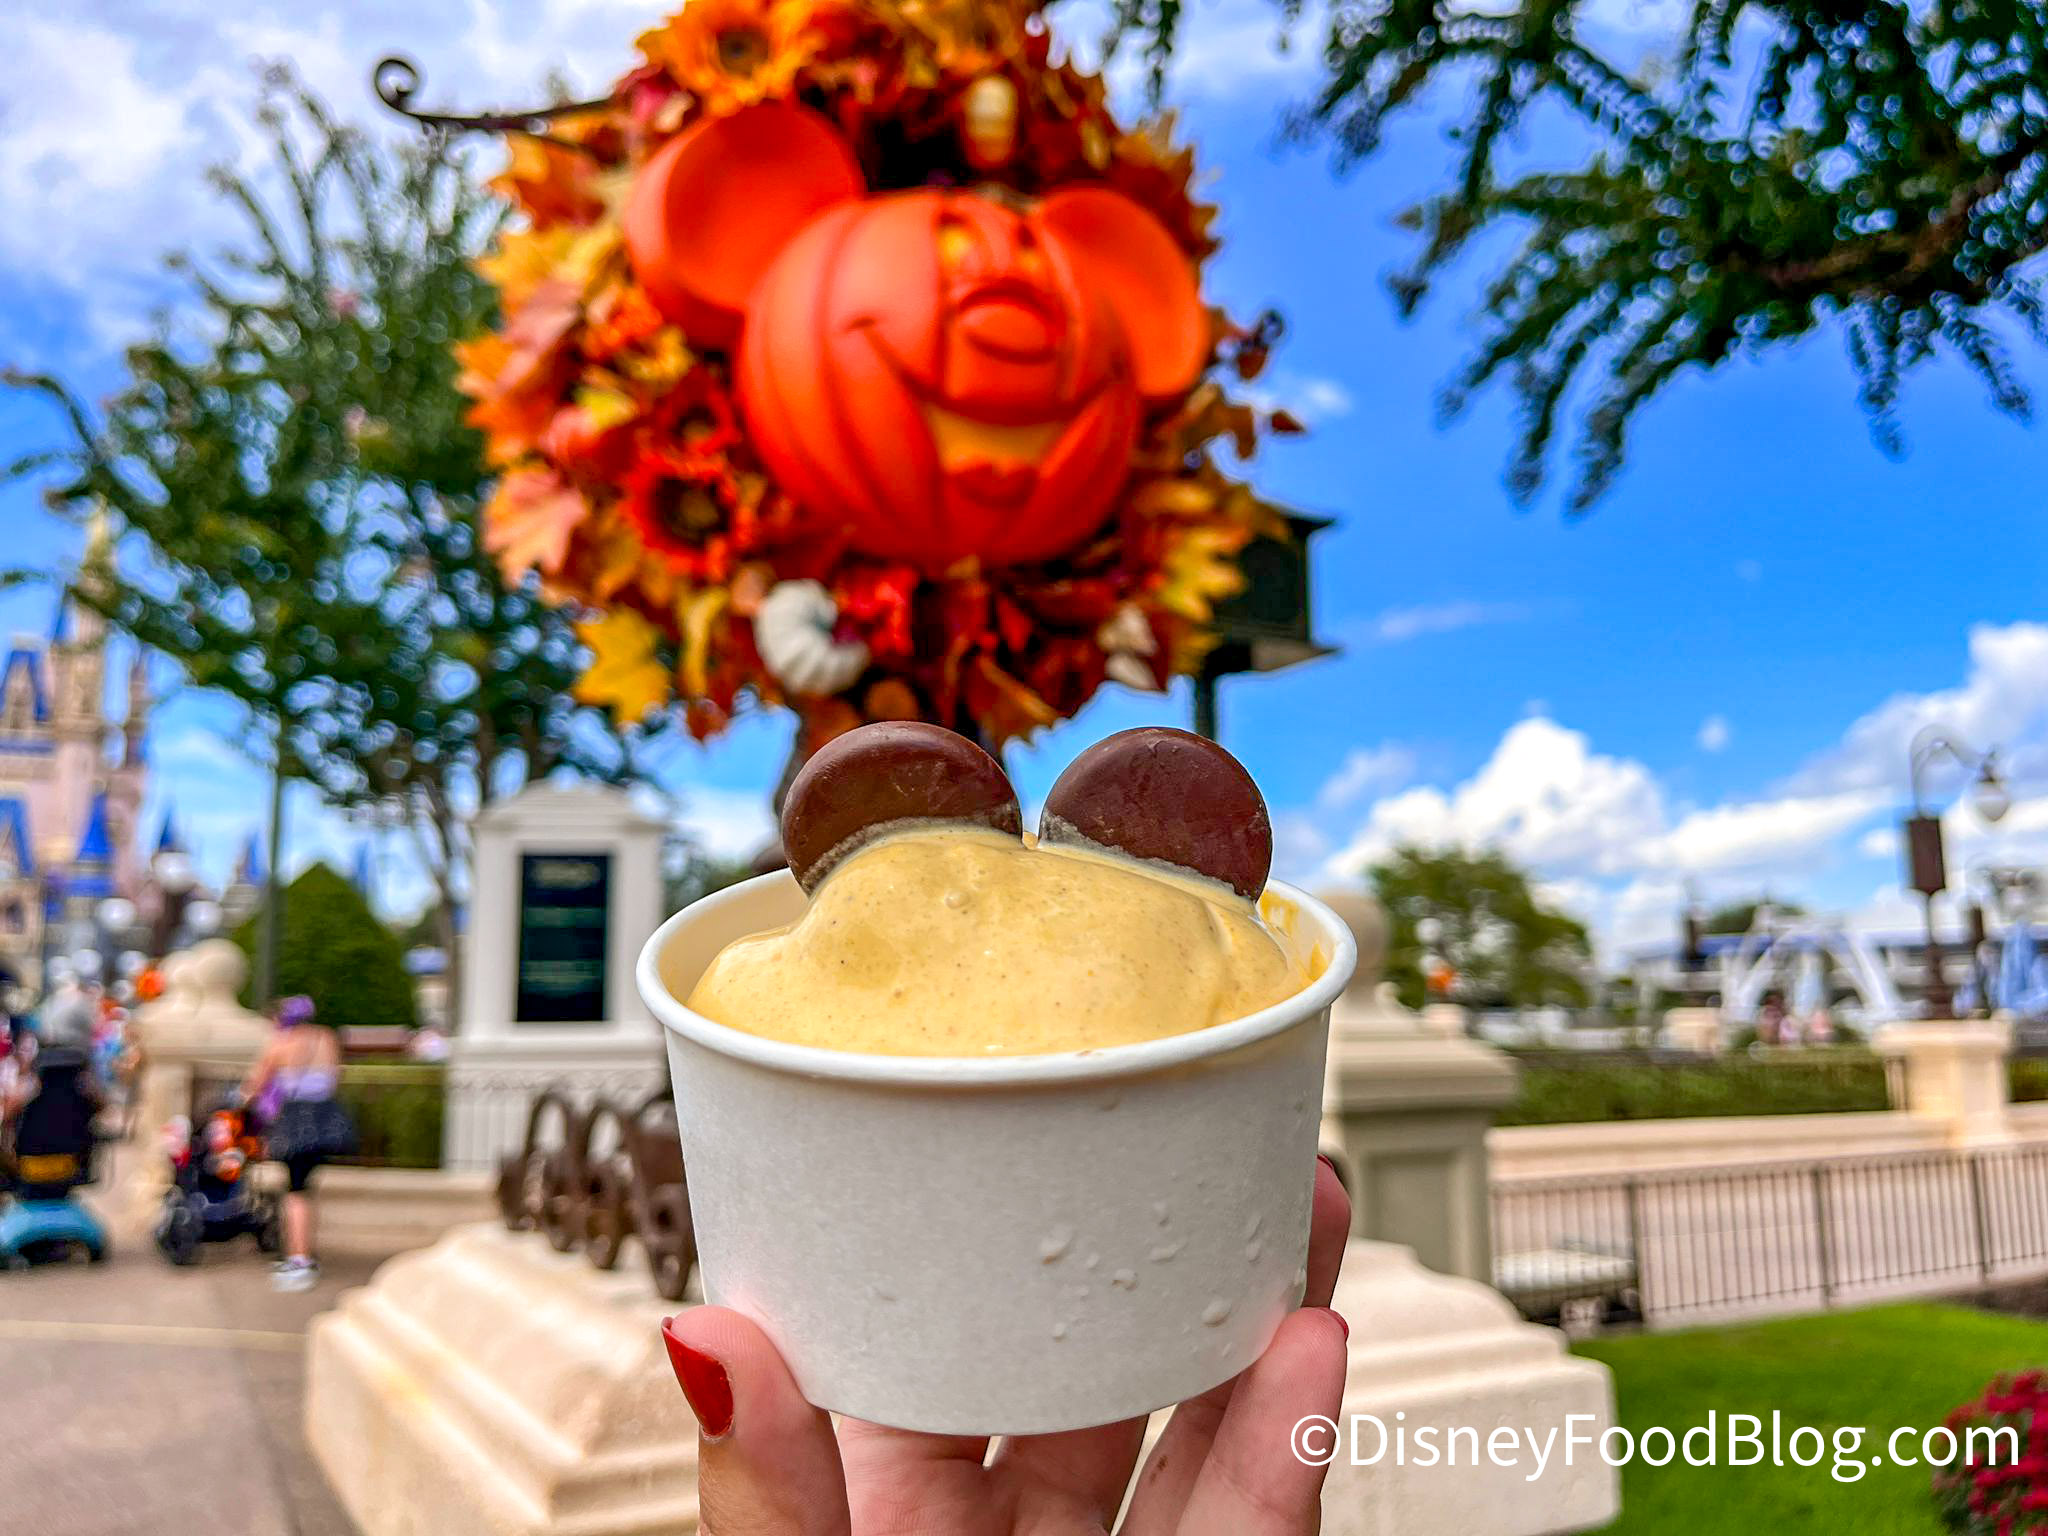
[460,0,1300,749]
[623,101,1209,572]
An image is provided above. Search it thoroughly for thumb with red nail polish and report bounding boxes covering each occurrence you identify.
[658,1307,850,1534]
[663,1314,734,1439]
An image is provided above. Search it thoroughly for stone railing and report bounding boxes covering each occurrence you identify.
[494,1088,696,1302]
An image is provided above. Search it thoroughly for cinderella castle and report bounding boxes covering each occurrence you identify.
[0,522,153,995]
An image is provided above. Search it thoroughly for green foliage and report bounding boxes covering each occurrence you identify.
[2010,1058,2048,1103]
[1124,0,2048,506]
[232,863,418,1032]
[1577,1304,2048,1534]
[1367,844,1594,1010]
[336,1063,444,1169]
[664,845,757,916]
[1497,1049,1890,1125]
[3,68,663,992]
[1706,898,1809,935]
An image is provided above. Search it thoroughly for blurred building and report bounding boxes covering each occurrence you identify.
[0,520,152,994]
[1630,915,2047,1032]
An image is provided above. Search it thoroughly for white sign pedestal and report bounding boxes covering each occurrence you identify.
[1309,890,1620,1534]
[443,784,670,1172]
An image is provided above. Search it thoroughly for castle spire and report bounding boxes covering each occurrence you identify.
[123,651,149,765]
[235,829,267,888]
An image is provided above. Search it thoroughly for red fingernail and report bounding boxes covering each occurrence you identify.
[1316,1152,1340,1180]
[1324,1306,1350,1341]
[662,1316,734,1439]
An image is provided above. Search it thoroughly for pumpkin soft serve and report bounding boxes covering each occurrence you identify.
[686,829,1305,1057]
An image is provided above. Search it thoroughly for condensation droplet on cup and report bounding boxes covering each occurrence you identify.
[1152,1201,1171,1226]
[1244,1213,1263,1242]
[1052,1321,1069,1341]
[1099,1092,1122,1112]
[1293,1266,1309,1297]
[1039,1226,1074,1263]
[1084,1252,1100,1270]
[1201,1297,1235,1327]
[870,1283,897,1303]
[1110,1268,1138,1291]
[1244,1238,1264,1263]
[1150,1239,1185,1263]
[944,889,968,909]
[1073,1284,1092,1299]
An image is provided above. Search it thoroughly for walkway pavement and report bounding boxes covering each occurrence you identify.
[0,1145,374,1536]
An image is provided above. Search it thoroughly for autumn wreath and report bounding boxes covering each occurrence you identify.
[458,0,1296,750]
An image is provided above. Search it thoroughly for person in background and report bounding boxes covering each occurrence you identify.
[36,981,97,1055]
[0,1028,25,1133]
[241,996,355,1292]
[406,1024,449,1064]
[1756,989,1788,1048]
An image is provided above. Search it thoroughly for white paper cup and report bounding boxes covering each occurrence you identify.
[636,868,1355,1435]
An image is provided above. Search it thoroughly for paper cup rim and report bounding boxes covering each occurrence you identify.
[637,869,1356,1089]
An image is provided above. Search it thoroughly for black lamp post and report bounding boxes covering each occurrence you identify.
[1191,511,1338,742]
[1904,726,2009,1019]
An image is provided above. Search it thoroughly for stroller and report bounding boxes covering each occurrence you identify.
[154,1100,282,1266]
[0,1046,111,1268]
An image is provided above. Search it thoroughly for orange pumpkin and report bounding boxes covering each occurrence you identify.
[624,103,1210,573]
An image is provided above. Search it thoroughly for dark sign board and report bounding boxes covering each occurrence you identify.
[516,853,611,1023]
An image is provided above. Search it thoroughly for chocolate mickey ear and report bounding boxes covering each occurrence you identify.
[781,722,1023,892]
[1037,727,1272,901]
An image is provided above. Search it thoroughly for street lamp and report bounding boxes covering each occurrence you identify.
[1190,510,1338,741]
[1904,726,2008,1019]
[151,845,199,958]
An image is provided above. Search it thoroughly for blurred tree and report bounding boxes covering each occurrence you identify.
[1367,845,1594,1010]
[5,70,660,1008]
[663,840,757,917]
[1121,0,2046,506]
[232,862,418,1031]
[1705,897,1808,935]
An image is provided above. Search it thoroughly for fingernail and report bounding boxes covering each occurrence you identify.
[1323,1306,1350,1341]
[1316,1152,1340,1180]
[662,1316,734,1439]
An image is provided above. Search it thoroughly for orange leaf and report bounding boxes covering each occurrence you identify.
[484,468,589,582]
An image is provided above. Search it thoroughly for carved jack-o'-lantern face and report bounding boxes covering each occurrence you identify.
[624,103,1210,572]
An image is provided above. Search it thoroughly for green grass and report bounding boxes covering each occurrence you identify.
[1575,1304,2048,1533]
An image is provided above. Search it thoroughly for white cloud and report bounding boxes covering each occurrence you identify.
[1697,714,1730,752]
[1343,599,1543,646]
[0,0,1315,350]
[1789,622,2048,796]
[1315,743,1416,811]
[0,2,650,348]
[1293,622,2048,956]
[673,785,776,864]
[1070,0,1317,104]
[1320,717,1665,879]
[1647,790,1883,875]
[1844,882,1935,938]
[1241,373,1354,424]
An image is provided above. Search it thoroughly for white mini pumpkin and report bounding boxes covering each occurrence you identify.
[754,580,870,698]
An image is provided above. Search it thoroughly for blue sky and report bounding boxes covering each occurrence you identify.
[1,0,2044,956]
